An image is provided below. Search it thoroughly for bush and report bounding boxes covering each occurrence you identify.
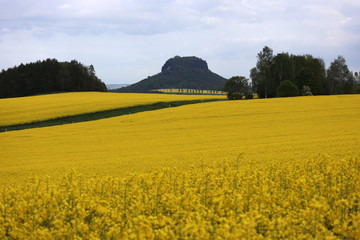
[276,80,299,97]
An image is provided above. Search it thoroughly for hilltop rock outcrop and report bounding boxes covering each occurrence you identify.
[115,56,226,93]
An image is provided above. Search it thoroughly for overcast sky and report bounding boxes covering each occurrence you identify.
[1,0,359,84]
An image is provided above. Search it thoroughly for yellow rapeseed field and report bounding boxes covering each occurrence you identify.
[0,95,359,239]
[0,92,225,126]
[151,88,226,95]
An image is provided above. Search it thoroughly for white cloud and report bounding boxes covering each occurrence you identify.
[0,0,359,83]
[342,17,352,24]
[58,4,72,10]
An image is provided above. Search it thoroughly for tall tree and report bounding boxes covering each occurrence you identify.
[326,56,354,94]
[271,53,294,90]
[251,46,274,98]
[354,72,360,93]
[306,56,326,95]
[250,67,259,94]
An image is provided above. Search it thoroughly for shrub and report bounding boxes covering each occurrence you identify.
[276,80,299,97]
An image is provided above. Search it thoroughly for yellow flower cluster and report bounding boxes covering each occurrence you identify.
[0,92,225,126]
[1,156,359,239]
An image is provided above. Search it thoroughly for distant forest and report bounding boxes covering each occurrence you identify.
[250,46,360,98]
[0,59,107,98]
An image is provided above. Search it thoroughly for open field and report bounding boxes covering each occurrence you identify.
[1,95,359,181]
[1,95,359,239]
[0,92,226,126]
[1,100,220,132]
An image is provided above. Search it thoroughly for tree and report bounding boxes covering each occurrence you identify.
[326,56,354,94]
[276,80,299,97]
[271,52,294,85]
[290,54,326,95]
[304,56,325,95]
[343,73,356,94]
[251,46,274,98]
[223,76,251,100]
[295,68,313,90]
[355,72,359,82]
[354,72,360,94]
[250,67,259,94]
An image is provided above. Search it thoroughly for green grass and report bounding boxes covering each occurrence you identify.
[1,99,222,132]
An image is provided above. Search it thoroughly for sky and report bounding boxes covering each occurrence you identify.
[0,0,359,84]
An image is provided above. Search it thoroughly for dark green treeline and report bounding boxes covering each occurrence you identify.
[250,46,359,98]
[0,59,107,98]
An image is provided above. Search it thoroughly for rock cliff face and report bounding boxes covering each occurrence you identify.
[115,56,227,93]
[161,56,208,74]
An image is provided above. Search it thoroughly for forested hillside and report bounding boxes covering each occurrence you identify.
[0,59,107,98]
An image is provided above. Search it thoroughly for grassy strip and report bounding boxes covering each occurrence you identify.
[1,99,220,132]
